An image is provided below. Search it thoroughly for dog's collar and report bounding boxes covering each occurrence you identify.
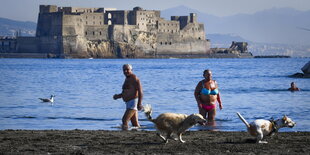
[268,119,278,136]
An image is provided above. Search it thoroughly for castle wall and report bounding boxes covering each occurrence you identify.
[135,10,160,31]
[84,25,109,41]
[180,23,205,40]
[157,18,180,33]
[16,37,39,53]
[110,25,138,43]
[157,40,210,54]
[81,13,104,26]
[38,36,62,55]
[0,38,17,53]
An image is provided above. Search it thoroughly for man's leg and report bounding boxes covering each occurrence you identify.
[130,110,140,127]
[122,109,136,130]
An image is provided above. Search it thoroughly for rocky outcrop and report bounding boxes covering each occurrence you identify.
[290,61,310,78]
[302,61,310,75]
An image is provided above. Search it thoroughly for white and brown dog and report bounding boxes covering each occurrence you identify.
[144,104,206,143]
[237,112,296,143]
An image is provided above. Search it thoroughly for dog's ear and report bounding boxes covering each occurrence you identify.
[282,115,288,123]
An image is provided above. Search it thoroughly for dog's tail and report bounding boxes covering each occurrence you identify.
[236,112,250,128]
[143,104,153,121]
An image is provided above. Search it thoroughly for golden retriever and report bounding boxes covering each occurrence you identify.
[144,104,206,143]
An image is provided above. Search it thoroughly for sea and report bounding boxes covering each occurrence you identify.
[0,58,309,132]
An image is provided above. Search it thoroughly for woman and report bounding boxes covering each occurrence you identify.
[194,69,223,122]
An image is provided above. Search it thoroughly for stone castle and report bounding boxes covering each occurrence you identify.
[0,5,211,58]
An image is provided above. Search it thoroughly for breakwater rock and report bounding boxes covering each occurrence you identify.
[290,61,310,78]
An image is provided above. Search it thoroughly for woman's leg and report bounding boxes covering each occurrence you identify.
[207,108,216,121]
[199,106,207,119]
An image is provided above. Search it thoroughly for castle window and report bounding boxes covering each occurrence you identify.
[160,42,162,45]
[93,32,95,35]
[100,22,102,25]
[86,21,88,25]
[86,16,88,19]
[198,37,201,40]
[93,21,95,25]
[85,32,87,35]
[165,42,167,45]
[169,42,172,45]
[168,24,169,26]
[108,13,112,19]
[100,31,102,35]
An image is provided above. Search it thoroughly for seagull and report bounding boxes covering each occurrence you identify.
[39,95,55,103]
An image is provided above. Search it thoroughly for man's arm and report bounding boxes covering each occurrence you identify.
[136,78,143,110]
[113,93,122,100]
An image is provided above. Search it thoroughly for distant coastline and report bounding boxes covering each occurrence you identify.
[254,55,291,58]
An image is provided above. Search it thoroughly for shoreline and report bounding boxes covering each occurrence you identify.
[1,130,309,154]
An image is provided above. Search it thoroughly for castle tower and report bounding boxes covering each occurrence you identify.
[190,13,197,23]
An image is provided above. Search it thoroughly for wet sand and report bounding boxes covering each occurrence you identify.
[0,130,309,154]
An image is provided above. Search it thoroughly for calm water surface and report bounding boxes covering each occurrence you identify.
[0,58,309,131]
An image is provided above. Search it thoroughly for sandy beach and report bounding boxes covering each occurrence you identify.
[0,130,309,154]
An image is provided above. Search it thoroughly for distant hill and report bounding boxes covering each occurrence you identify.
[0,17,36,36]
[162,6,310,46]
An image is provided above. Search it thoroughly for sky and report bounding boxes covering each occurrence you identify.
[0,0,309,22]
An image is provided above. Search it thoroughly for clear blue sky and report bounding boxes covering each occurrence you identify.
[0,0,309,22]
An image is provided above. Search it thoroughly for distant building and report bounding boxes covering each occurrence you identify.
[1,5,211,58]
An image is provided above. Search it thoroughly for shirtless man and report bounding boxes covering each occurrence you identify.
[288,82,300,91]
[113,64,143,130]
[194,69,223,122]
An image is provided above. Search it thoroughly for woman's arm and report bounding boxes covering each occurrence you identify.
[194,81,203,107]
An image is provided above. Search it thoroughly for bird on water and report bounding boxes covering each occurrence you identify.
[39,95,55,103]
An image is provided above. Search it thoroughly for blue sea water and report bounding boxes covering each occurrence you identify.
[0,58,309,132]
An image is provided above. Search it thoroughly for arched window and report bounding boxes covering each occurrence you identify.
[108,13,112,19]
